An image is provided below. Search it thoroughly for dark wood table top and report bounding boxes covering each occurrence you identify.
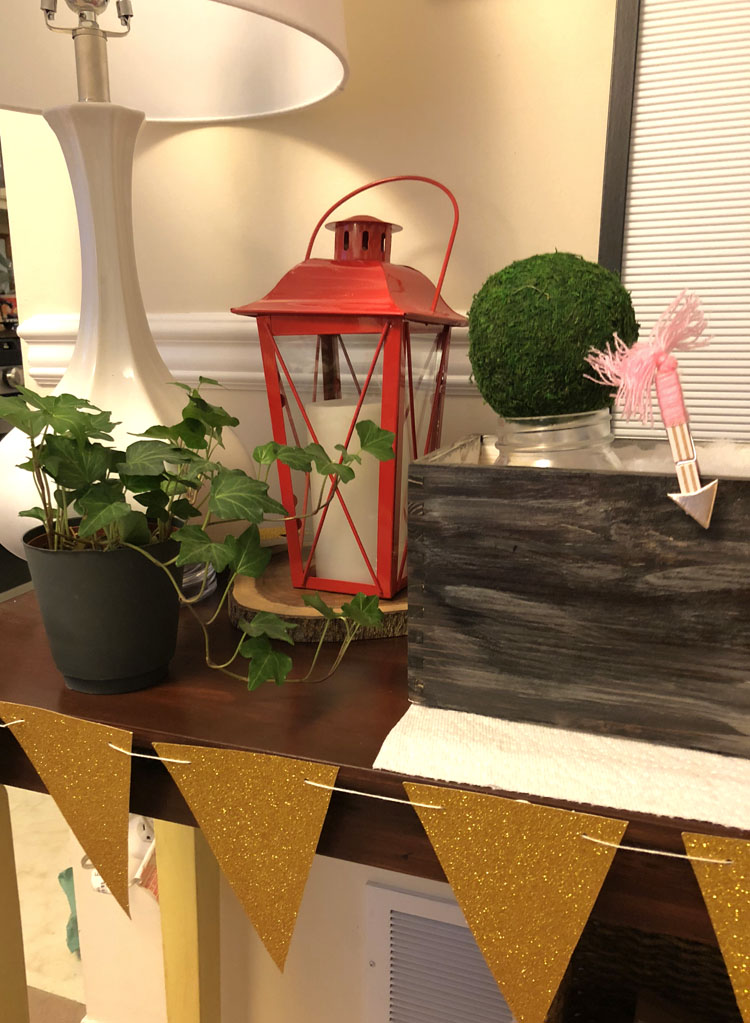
[2,588,746,946]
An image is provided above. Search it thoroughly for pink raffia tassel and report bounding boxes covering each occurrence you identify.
[585,290,710,427]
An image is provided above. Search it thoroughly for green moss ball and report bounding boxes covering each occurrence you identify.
[468,252,638,417]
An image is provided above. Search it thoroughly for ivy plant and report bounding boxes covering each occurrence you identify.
[0,379,394,689]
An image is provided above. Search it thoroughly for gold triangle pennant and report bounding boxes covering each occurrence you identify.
[0,701,132,914]
[683,832,750,1022]
[154,742,338,971]
[405,783,627,1023]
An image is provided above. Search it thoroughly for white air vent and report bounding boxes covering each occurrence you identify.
[366,884,515,1023]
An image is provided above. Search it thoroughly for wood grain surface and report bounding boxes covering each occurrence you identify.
[408,457,750,758]
[229,553,407,642]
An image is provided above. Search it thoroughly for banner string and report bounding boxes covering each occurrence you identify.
[304,778,443,810]
[582,833,731,865]
[8,736,730,862]
[107,743,191,765]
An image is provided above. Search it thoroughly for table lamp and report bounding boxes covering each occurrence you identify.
[0,0,348,557]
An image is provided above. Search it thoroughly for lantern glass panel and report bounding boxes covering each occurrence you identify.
[273,333,385,587]
[269,325,444,594]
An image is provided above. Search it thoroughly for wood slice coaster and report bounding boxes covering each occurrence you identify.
[228,554,408,643]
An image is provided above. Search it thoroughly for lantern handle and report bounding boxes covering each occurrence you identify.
[305,175,460,314]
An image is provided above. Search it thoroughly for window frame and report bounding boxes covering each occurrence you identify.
[598,0,642,275]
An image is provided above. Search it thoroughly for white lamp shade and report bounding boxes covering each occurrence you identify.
[0,0,348,121]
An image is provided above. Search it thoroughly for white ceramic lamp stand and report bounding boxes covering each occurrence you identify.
[0,0,348,556]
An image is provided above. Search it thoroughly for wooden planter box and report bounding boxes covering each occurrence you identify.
[407,436,750,759]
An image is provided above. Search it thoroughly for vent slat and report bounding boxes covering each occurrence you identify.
[388,910,515,1023]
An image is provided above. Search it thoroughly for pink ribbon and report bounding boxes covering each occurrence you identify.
[585,291,710,427]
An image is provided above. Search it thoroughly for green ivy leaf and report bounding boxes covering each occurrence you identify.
[134,489,169,522]
[0,395,46,437]
[334,444,362,466]
[317,460,356,484]
[176,417,209,449]
[355,420,395,461]
[134,488,168,509]
[239,612,296,645]
[14,385,58,412]
[29,393,118,443]
[301,591,342,620]
[224,525,272,578]
[304,442,356,483]
[18,507,46,522]
[106,448,126,471]
[137,424,180,442]
[209,470,287,524]
[118,439,190,476]
[170,497,200,521]
[162,457,219,492]
[306,441,360,480]
[341,592,384,628]
[170,381,193,393]
[118,510,151,545]
[75,484,133,537]
[182,394,239,431]
[57,407,117,444]
[162,476,192,496]
[197,376,221,388]
[253,441,281,466]
[73,479,124,511]
[241,635,293,691]
[276,445,314,472]
[41,436,111,490]
[119,472,167,494]
[304,442,331,473]
[137,418,208,451]
[172,524,233,571]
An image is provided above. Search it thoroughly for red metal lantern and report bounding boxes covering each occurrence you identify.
[232,176,466,599]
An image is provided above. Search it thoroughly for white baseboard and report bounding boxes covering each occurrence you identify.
[19,312,476,397]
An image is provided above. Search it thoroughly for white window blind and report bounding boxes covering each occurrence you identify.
[619,0,750,439]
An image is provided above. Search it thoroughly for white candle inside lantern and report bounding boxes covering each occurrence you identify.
[306,399,380,584]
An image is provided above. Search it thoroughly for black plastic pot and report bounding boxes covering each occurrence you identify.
[24,527,183,694]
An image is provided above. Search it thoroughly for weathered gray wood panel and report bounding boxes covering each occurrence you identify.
[408,447,750,759]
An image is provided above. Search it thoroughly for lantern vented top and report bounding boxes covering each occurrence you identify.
[325,215,402,263]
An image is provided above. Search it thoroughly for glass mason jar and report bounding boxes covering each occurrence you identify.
[494,408,621,470]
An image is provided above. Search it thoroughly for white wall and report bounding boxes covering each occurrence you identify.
[0,0,616,450]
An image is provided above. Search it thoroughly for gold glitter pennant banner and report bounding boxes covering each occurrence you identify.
[683,832,750,1022]
[0,701,132,914]
[154,743,338,971]
[405,783,627,1023]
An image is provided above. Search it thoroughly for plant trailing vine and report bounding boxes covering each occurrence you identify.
[0,379,395,690]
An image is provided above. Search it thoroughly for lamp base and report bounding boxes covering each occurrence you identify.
[0,101,252,559]
[229,553,407,643]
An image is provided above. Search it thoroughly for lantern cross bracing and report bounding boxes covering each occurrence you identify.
[233,177,466,598]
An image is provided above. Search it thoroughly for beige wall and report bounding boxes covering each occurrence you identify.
[0,0,616,324]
